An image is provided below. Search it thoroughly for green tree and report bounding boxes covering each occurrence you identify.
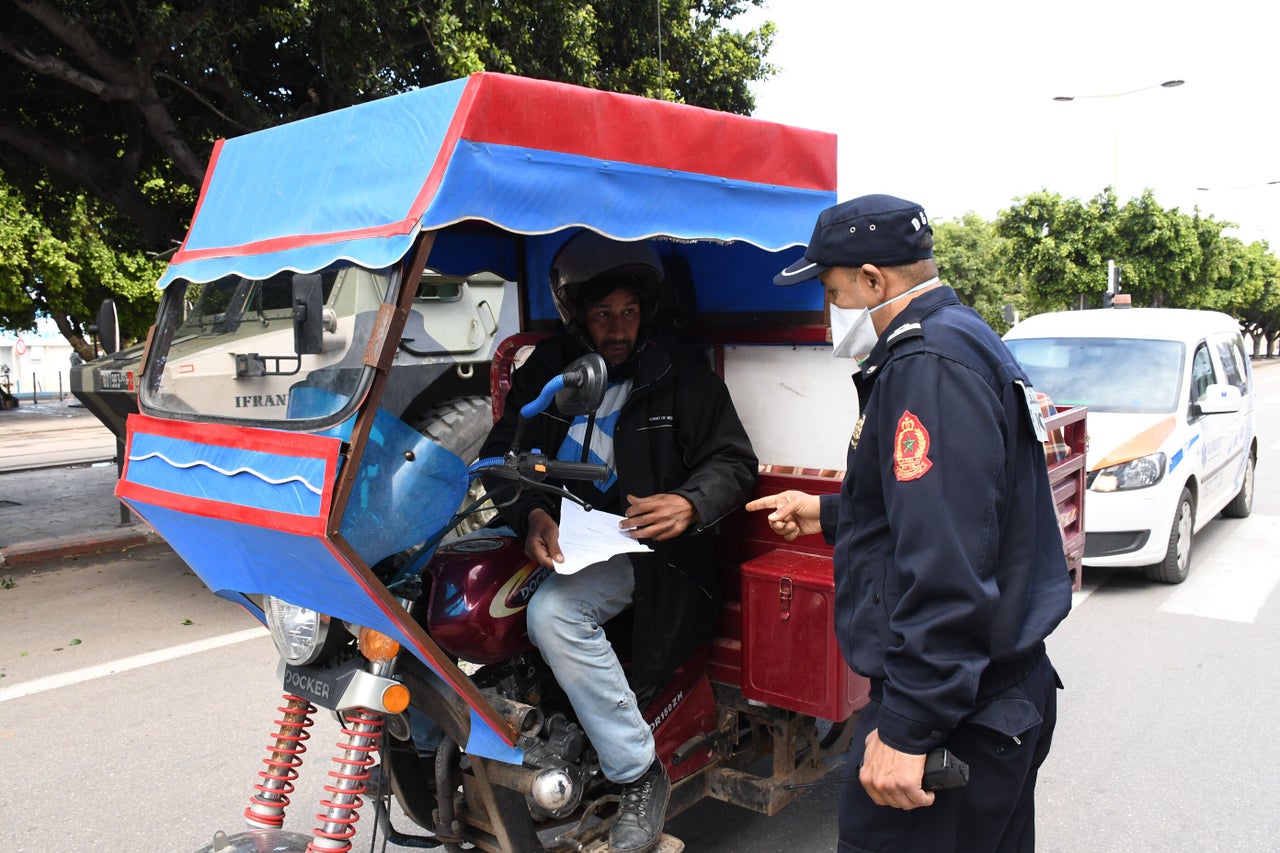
[0,170,164,359]
[1110,189,1202,308]
[933,213,1017,332]
[0,0,775,341]
[1236,249,1280,356]
[996,190,1116,314]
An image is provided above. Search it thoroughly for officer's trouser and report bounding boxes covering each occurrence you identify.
[837,653,1060,853]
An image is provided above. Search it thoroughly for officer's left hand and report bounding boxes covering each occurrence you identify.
[623,493,698,541]
[860,729,936,810]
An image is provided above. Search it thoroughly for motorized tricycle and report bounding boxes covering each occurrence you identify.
[116,72,1087,853]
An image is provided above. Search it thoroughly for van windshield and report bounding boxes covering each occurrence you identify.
[1005,337,1185,414]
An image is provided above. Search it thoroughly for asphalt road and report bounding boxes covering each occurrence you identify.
[5,366,1280,851]
[0,399,117,473]
[7,510,1280,852]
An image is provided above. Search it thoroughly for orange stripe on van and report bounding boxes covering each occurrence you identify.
[1092,417,1177,471]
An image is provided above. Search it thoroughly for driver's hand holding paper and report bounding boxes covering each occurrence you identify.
[553,499,653,575]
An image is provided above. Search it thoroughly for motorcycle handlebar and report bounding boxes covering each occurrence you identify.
[469,454,608,483]
[535,458,608,482]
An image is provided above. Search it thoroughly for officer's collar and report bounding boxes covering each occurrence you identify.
[859,285,959,378]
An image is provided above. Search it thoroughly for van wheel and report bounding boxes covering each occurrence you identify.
[406,396,496,539]
[1221,451,1255,518]
[1143,488,1193,584]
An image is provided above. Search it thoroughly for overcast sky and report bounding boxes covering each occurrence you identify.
[737,0,1280,246]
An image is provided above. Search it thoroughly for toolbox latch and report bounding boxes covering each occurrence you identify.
[779,576,793,621]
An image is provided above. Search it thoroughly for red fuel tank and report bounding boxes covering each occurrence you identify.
[424,535,551,664]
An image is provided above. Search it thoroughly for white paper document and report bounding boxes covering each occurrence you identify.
[555,500,653,575]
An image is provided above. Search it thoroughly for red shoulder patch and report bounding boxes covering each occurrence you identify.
[893,410,933,482]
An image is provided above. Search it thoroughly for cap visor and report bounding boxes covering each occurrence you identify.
[773,258,828,286]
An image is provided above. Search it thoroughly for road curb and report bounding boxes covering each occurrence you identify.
[0,525,166,570]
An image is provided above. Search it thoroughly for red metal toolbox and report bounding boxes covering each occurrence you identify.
[740,548,869,721]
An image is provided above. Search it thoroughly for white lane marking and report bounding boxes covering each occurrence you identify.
[1159,515,1280,623]
[0,627,269,703]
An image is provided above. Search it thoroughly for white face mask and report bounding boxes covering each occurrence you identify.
[830,305,877,360]
[829,277,940,360]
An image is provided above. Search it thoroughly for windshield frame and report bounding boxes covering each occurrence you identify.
[137,264,402,433]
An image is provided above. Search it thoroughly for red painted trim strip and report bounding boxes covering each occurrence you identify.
[172,219,416,264]
[127,413,341,462]
[117,480,329,536]
[402,73,486,236]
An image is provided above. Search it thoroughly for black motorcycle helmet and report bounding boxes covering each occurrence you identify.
[550,231,664,358]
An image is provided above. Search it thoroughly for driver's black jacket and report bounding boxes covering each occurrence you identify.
[480,327,757,689]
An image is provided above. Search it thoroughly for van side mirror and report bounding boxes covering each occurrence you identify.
[1196,383,1243,415]
[292,274,324,355]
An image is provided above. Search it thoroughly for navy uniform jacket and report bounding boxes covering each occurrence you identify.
[819,286,1071,755]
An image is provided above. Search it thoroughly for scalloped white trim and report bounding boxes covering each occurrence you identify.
[128,452,323,495]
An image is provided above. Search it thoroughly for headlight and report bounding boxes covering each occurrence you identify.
[264,596,331,664]
[1091,453,1166,492]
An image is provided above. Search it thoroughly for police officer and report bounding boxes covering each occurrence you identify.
[747,194,1072,852]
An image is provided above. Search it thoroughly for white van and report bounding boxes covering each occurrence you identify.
[1004,307,1256,583]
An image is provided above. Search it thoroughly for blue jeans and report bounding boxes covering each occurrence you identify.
[526,552,655,784]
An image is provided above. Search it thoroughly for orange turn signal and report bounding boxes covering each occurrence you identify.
[359,626,401,661]
[382,683,410,714]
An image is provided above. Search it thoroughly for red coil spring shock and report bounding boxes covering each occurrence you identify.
[307,708,384,853]
[244,693,316,829]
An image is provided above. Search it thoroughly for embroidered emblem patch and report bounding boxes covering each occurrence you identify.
[893,410,933,481]
[850,415,865,450]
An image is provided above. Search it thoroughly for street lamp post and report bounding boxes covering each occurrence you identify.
[1053,80,1184,309]
[1052,79,1185,199]
[1193,182,1280,245]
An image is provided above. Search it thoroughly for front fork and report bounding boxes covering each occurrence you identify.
[245,652,401,852]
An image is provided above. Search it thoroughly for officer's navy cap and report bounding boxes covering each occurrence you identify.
[774,194,933,286]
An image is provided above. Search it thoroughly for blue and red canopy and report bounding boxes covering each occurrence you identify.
[159,72,837,292]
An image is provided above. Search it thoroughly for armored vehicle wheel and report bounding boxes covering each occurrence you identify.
[407,395,496,538]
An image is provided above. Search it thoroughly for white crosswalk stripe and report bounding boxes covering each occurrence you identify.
[1158,513,1280,623]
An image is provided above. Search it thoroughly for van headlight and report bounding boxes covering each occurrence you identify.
[264,596,331,664]
[1091,453,1166,492]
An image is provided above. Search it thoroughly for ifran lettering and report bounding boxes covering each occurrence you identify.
[235,394,289,408]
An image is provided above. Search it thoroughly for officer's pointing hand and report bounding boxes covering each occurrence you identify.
[745,490,822,541]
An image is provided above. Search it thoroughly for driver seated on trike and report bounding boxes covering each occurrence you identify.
[478,231,758,853]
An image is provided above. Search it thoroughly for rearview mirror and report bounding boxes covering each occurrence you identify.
[555,353,608,416]
[292,274,324,355]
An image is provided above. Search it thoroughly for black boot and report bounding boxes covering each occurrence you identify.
[609,758,670,853]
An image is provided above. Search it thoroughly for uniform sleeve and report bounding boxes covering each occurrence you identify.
[872,353,1007,754]
[819,493,839,543]
[670,358,759,530]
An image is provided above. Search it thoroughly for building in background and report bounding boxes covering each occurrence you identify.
[0,318,78,403]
